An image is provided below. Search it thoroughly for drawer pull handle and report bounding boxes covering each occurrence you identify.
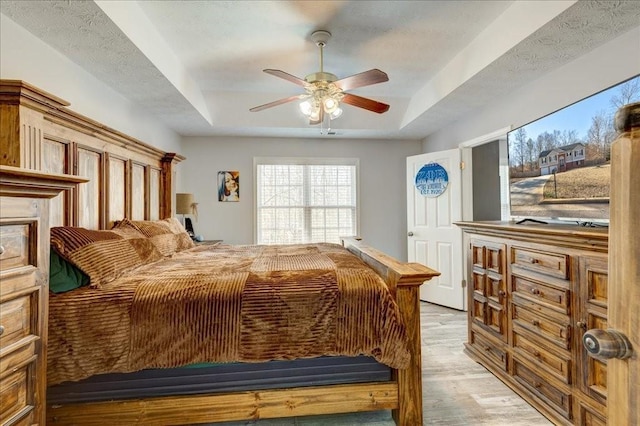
[533,350,541,358]
[0,325,4,336]
[484,346,491,352]
[533,381,542,388]
[532,319,540,326]
[498,290,506,297]
[530,288,540,295]
[0,245,4,255]
[530,258,539,264]
[577,321,587,329]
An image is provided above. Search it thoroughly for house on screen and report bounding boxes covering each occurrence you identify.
[538,142,586,175]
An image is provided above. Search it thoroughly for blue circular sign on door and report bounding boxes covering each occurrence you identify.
[415,162,449,197]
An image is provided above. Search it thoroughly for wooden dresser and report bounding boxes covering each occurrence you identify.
[457,221,609,426]
[0,166,85,425]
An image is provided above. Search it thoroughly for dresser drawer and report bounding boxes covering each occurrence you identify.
[0,224,32,272]
[470,328,507,371]
[0,267,37,298]
[0,363,33,424]
[511,246,569,280]
[0,295,33,349]
[0,338,37,375]
[513,359,572,419]
[512,304,570,350]
[8,410,35,426]
[577,400,606,426]
[513,328,571,384]
[512,275,570,315]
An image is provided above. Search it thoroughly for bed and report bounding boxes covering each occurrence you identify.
[45,221,439,425]
[0,80,439,425]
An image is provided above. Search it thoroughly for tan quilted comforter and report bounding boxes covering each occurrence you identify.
[48,243,410,386]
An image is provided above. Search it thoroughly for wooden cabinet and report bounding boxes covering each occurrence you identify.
[467,239,508,374]
[469,240,507,343]
[575,255,608,414]
[0,166,85,425]
[458,222,608,425]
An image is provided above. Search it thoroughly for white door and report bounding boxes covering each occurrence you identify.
[407,149,464,310]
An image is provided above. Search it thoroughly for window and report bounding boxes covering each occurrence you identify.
[256,158,358,244]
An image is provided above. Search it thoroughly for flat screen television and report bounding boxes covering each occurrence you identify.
[507,74,640,226]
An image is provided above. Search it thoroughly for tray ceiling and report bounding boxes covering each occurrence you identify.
[1,1,639,139]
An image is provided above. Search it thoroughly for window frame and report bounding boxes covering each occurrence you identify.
[253,157,360,244]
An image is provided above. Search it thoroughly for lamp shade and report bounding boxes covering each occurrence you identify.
[176,193,194,214]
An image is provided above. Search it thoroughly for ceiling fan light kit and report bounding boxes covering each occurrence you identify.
[250,30,390,129]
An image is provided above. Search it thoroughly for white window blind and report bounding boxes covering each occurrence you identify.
[256,160,358,244]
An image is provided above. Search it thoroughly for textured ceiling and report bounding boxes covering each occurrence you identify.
[1,0,639,140]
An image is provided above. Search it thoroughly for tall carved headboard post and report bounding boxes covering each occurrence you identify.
[161,153,184,220]
[0,80,70,170]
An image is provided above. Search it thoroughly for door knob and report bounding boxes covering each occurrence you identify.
[583,328,633,360]
[407,232,414,237]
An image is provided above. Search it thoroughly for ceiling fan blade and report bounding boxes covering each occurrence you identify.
[334,69,388,91]
[341,93,390,114]
[263,69,307,87]
[250,94,305,112]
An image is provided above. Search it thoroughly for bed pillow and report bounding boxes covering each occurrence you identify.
[50,226,164,288]
[113,218,195,256]
[49,248,89,293]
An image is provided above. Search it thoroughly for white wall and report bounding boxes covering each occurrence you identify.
[179,136,423,260]
[423,27,640,152]
[0,14,182,154]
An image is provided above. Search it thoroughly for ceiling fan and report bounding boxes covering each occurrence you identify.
[250,30,390,125]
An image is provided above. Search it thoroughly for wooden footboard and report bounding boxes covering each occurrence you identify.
[47,238,439,425]
[342,237,440,425]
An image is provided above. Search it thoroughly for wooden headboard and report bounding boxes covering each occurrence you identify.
[0,80,184,230]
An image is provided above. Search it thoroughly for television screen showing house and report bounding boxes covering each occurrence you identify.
[507,75,639,222]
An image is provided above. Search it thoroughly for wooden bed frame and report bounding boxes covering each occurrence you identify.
[47,238,437,425]
[0,80,439,425]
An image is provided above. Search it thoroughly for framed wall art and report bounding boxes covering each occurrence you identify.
[218,171,239,202]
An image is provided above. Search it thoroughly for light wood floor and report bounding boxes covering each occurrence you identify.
[216,302,552,425]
